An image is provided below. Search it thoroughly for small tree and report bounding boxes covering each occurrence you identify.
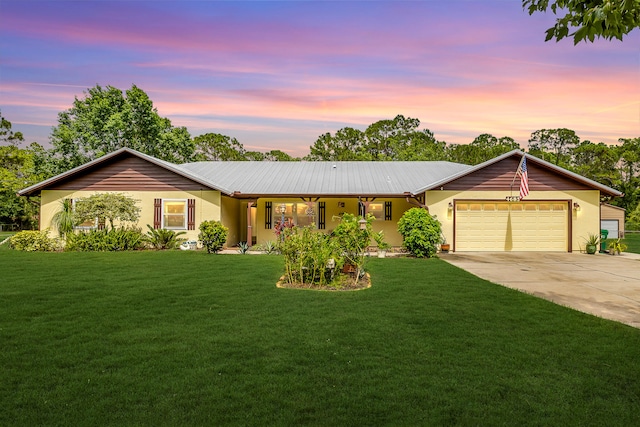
[332,213,373,282]
[279,225,339,286]
[199,220,228,253]
[73,193,140,230]
[50,199,75,237]
[397,208,442,258]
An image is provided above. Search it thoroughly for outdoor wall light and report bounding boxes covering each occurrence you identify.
[573,202,581,211]
[448,202,454,210]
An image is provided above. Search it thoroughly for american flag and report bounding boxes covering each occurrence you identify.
[518,157,529,199]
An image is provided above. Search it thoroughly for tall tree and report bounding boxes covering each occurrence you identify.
[308,127,368,161]
[528,128,580,166]
[523,0,640,44]
[193,133,246,161]
[364,115,422,160]
[0,110,24,145]
[48,84,194,173]
[0,144,42,229]
[392,129,448,161]
[448,134,519,165]
[570,140,620,187]
[614,137,640,215]
[263,150,297,161]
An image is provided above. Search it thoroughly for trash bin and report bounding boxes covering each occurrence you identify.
[600,229,609,253]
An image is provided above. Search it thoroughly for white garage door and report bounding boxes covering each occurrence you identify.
[455,202,568,251]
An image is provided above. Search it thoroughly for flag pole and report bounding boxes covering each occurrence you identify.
[510,154,526,196]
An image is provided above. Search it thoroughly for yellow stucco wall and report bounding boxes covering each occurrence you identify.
[425,189,601,252]
[41,187,602,252]
[252,197,414,247]
[41,189,222,241]
[221,196,242,246]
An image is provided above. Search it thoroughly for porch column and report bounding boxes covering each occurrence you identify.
[246,201,254,247]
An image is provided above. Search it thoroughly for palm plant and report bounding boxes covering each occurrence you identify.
[50,199,75,237]
[144,225,186,250]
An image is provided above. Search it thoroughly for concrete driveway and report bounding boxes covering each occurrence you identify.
[441,251,640,328]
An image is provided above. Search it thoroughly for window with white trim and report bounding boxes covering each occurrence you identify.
[163,200,187,229]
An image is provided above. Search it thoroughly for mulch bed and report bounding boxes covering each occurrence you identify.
[276,272,371,291]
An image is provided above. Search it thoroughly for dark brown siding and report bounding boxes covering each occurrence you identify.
[49,155,205,191]
[443,156,592,191]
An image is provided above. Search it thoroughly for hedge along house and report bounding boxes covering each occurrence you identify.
[19,148,621,252]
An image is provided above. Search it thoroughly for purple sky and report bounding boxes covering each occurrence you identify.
[1,0,639,157]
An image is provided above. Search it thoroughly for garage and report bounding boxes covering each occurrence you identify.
[455,201,568,251]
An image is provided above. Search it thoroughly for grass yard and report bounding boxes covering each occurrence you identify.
[2,251,640,426]
[621,232,640,254]
[0,231,16,242]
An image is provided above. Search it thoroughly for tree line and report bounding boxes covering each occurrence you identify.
[1,84,639,229]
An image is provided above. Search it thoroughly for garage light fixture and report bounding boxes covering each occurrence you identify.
[573,202,581,211]
[448,202,453,210]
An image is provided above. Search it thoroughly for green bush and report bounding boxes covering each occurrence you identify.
[397,207,442,258]
[9,230,59,252]
[65,227,144,252]
[279,226,340,286]
[143,225,186,250]
[331,213,373,280]
[198,220,228,253]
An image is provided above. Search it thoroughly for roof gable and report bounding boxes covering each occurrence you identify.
[18,148,231,196]
[416,150,621,197]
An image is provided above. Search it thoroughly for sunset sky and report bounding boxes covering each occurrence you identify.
[1,0,638,157]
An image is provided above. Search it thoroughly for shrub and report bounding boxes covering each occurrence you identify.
[65,227,144,251]
[198,220,228,253]
[237,241,250,254]
[262,240,279,254]
[331,213,373,281]
[144,225,186,250]
[9,230,59,252]
[279,226,340,286]
[397,207,442,258]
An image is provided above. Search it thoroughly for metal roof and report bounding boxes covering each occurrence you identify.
[18,147,622,198]
[177,161,472,196]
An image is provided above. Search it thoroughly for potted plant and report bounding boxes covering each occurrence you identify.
[373,231,392,258]
[440,233,450,253]
[608,238,628,255]
[584,233,599,254]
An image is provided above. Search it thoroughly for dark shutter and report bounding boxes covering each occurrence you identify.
[318,202,326,229]
[265,202,272,229]
[154,199,162,229]
[385,201,392,221]
[187,199,196,230]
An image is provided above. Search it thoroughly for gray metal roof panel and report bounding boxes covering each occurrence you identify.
[178,161,472,196]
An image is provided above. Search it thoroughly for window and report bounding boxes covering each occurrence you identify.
[154,199,195,230]
[271,202,318,228]
[164,200,187,229]
[367,202,392,221]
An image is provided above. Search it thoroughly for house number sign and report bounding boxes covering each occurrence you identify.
[505,196,521,202]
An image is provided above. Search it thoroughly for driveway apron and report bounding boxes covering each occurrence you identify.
[441,252,640,328]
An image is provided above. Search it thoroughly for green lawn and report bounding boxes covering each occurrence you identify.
[0,231,16,241]
[2,251,640,426]
[621,233,640,254]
